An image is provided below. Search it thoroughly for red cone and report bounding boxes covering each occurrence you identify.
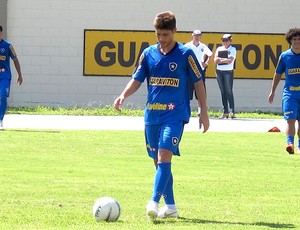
[268,127,281,132]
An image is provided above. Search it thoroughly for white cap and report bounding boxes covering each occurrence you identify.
[192,29,201,36]
[222,34,232,40]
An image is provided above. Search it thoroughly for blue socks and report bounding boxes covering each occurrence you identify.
[151,162,174,204]
[287,136,300,148]
[287,135,294,145]
[163,173,175,205]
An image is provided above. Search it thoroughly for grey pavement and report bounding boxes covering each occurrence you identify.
[2,114,286,132]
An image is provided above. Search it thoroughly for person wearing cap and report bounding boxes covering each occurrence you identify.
[0,25,23,130]
[184,29,213,115]
[214,33,237,119]
[268,27,300,154]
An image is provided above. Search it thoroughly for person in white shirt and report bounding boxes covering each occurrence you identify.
[214,34,237,119]
[185,29,213,115]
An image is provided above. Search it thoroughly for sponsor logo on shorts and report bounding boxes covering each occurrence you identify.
[172,137,179,146]
[146,144,156,152]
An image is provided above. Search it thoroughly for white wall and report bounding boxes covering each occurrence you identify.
[6,0,298,112]
[0,0,7,39]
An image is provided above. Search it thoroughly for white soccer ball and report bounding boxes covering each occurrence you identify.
[92,197,121,222]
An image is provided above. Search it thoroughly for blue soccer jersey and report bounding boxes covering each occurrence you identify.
[0,39,17,79]
[133,42,203,125]
[276,48,300,99]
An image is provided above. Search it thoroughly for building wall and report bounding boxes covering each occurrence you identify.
[6,0,300,112]
[0,0,7,39]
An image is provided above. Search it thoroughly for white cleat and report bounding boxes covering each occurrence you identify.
[157,205,179,219]
[146,201,158,220]
[0,121,4,131]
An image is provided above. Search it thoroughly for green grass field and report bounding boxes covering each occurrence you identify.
[7,106,282,119]
[0,129,299,229]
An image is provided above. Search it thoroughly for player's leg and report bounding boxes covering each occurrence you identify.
[0,79,11,129]
[155,122,183,218]
[286,119,296,154]
[297,120,300,154]
[144,124,160,219]
[283,95,297,154]
[297,101,300,154]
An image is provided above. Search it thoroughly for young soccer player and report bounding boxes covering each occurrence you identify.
[114,11,209,219]
[268,27,300,154]
[0,25,23,130]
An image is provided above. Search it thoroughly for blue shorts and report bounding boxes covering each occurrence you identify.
[0,78,11,97]
[144,121,184,160]
[282,95,300,120]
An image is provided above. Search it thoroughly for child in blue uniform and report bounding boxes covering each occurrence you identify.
[114,11,209,220]
[0,25,23,129]
[268,27,300,154]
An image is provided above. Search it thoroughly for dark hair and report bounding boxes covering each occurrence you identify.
[0,25,2,32]
[153,11,176,30]
[285,27,300,45]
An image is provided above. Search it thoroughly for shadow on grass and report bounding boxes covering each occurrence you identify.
[153,217,296,228]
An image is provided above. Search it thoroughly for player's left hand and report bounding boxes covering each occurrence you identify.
[114,96,124,112]
[17,75,23,86]
[199,113,209,133]
[268,92,275,104]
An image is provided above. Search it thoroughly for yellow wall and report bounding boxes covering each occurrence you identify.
[84,30,288,79]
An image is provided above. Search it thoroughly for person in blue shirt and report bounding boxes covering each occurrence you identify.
[268,27,300,154]
[0,25,23,130]
[114,11,209,220]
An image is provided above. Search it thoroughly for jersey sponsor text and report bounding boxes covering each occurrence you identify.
[288,68,300,75]
[149,77,179,87]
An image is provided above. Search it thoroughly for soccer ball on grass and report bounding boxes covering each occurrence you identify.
[92,196,121,222]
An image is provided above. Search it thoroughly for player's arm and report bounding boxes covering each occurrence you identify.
[194,80,209,133]
[268,73,282,104]
[12,57,23,85]
[114,79,142,111]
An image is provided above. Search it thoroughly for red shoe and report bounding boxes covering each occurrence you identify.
[286,144,294,154]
